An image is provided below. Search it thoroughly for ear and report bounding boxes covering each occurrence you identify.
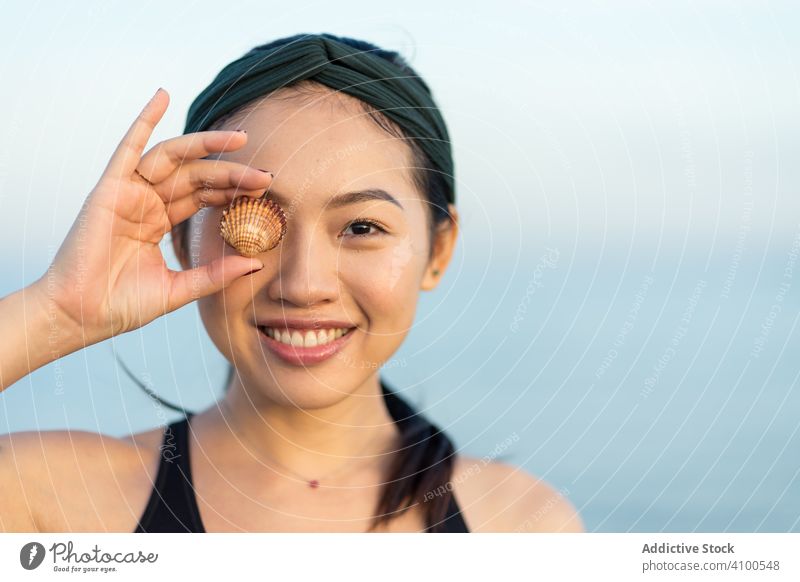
[421,204,459,291]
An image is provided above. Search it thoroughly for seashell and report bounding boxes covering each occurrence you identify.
[219,194,287,257]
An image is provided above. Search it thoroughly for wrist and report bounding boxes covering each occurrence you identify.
[27,277,88,357]
[0,281,82,390]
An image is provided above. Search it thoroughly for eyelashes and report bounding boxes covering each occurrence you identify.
[342,218,388,238]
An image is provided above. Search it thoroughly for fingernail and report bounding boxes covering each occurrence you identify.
[235,129,247,133]
[258,169,274,177]
[244,263,264,276]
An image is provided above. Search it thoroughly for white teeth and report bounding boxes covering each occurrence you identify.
[262,326,352,347]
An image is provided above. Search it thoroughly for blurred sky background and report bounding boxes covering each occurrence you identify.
[1,0,799,532]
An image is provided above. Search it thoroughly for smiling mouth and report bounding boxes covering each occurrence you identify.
[258,326,356,348]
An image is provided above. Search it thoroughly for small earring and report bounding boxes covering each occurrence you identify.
[433,269,440,276]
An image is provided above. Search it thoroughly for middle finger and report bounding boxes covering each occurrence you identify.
[154,158,273,204]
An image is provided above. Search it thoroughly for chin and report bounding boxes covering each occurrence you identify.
[244,365,373,410]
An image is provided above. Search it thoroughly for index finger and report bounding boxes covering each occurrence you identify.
[103,87,169,181]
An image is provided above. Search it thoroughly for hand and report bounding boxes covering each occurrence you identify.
[33,87,271,346]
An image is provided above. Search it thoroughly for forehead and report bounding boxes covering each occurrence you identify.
[212,88,421,210]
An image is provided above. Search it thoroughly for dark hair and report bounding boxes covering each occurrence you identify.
[120,33,460,533]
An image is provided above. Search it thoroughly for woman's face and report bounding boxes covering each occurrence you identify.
[174,87,457,408]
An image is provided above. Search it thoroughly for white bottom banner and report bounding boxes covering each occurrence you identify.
[1,533,796,581]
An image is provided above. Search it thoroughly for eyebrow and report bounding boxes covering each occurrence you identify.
[267,188,404,211]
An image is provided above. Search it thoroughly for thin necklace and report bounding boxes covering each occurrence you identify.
[220,401,397,489]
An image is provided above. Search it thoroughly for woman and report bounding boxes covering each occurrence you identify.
[0,33,583,533]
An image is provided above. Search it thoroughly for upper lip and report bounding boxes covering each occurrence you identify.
[257,318,357,330]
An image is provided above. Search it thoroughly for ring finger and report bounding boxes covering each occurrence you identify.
[163,185,266,228]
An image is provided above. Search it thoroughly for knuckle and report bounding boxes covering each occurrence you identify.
[194,191,209,208]
[200,174,215,190]
[165,142,183,165]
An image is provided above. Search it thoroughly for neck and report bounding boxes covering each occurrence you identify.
[209,371,401,481]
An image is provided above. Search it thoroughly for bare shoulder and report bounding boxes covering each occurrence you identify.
[451,455,585,533]
[0,426,164,532]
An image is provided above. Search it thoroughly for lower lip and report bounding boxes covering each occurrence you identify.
[258,327,356,366]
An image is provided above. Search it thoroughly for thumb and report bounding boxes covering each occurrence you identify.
[166,256,264,312]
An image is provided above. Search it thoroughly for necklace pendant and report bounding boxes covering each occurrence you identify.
[308,479,320,489]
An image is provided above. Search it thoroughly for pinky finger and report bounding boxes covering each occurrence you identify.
[165,187,265,227]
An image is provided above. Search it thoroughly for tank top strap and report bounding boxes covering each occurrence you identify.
[135,389,470,533]
[134,413,206,533]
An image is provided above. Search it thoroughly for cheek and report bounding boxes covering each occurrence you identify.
[197,281,261,367]
[183,207,226,266]
[387,235,417,292]
[339,235,426,330]
[192,211,257,349]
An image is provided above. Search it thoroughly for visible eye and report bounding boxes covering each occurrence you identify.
[342,218,388,238]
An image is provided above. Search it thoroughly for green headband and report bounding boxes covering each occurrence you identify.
[184,33,455,205]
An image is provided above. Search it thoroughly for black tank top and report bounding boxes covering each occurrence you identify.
[134,386,470,533]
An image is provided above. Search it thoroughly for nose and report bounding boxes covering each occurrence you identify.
[266,221,339,307]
